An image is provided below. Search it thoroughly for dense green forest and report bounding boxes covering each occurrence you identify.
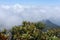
[0,21,60,40]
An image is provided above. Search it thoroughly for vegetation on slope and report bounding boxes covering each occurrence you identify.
[0,21,60,40]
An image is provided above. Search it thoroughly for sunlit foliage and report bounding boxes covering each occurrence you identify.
[0,21,60,40]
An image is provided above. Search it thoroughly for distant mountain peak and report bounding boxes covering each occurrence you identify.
[42,19,60,29]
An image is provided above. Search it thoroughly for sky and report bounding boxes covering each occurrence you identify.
[0,0,60,5]
[0,0,60,29]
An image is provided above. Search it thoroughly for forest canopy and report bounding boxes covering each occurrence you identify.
[0,21,60,40]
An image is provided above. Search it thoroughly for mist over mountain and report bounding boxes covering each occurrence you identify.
[0,19,60,30]
[43,20,60,28]
[0,4,60,29]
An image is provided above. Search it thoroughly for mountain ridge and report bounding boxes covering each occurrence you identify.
[42,19,60,31]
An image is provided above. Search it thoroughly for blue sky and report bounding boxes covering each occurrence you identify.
[0,0,60,5]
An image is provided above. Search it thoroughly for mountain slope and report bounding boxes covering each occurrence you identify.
[42,20,60,31]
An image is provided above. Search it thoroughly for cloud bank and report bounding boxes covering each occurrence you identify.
[0,4,60,29]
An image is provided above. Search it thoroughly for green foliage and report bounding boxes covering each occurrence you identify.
[0,21,60,40]
[35,22,45,30]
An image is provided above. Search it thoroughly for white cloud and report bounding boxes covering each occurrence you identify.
[1,5,10,10]
[0,4,60,29]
